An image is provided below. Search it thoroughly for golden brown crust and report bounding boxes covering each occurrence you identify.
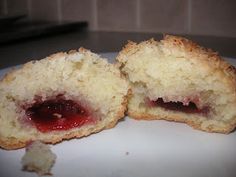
[162,35,236,82]
[0,138,28,150]
[128,110,236,134]
[116,38,160,64]
[117,35,236,89]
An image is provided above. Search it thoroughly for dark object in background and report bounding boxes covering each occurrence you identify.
[0,14,27,28]
[0,14,88,44]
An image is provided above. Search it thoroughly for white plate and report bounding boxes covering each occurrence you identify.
[0,53,236,177]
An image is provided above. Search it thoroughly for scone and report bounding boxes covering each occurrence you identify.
[0,48,129,150]
[117,35,236,133]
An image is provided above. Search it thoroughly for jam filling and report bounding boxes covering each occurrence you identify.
[148,98,209,115]
[26,98,95,132]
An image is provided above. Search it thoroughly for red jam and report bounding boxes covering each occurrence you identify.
[148,98,209,115]
[26,98,95,132]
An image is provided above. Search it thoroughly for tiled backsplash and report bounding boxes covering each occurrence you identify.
[1,0,236,37]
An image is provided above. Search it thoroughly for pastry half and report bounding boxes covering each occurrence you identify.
[117,35,236,133]
[0,48,129,149]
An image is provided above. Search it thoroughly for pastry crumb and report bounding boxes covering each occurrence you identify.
[21,141,56,176]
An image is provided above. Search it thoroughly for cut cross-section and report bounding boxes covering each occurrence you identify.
[147,98,209,115]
